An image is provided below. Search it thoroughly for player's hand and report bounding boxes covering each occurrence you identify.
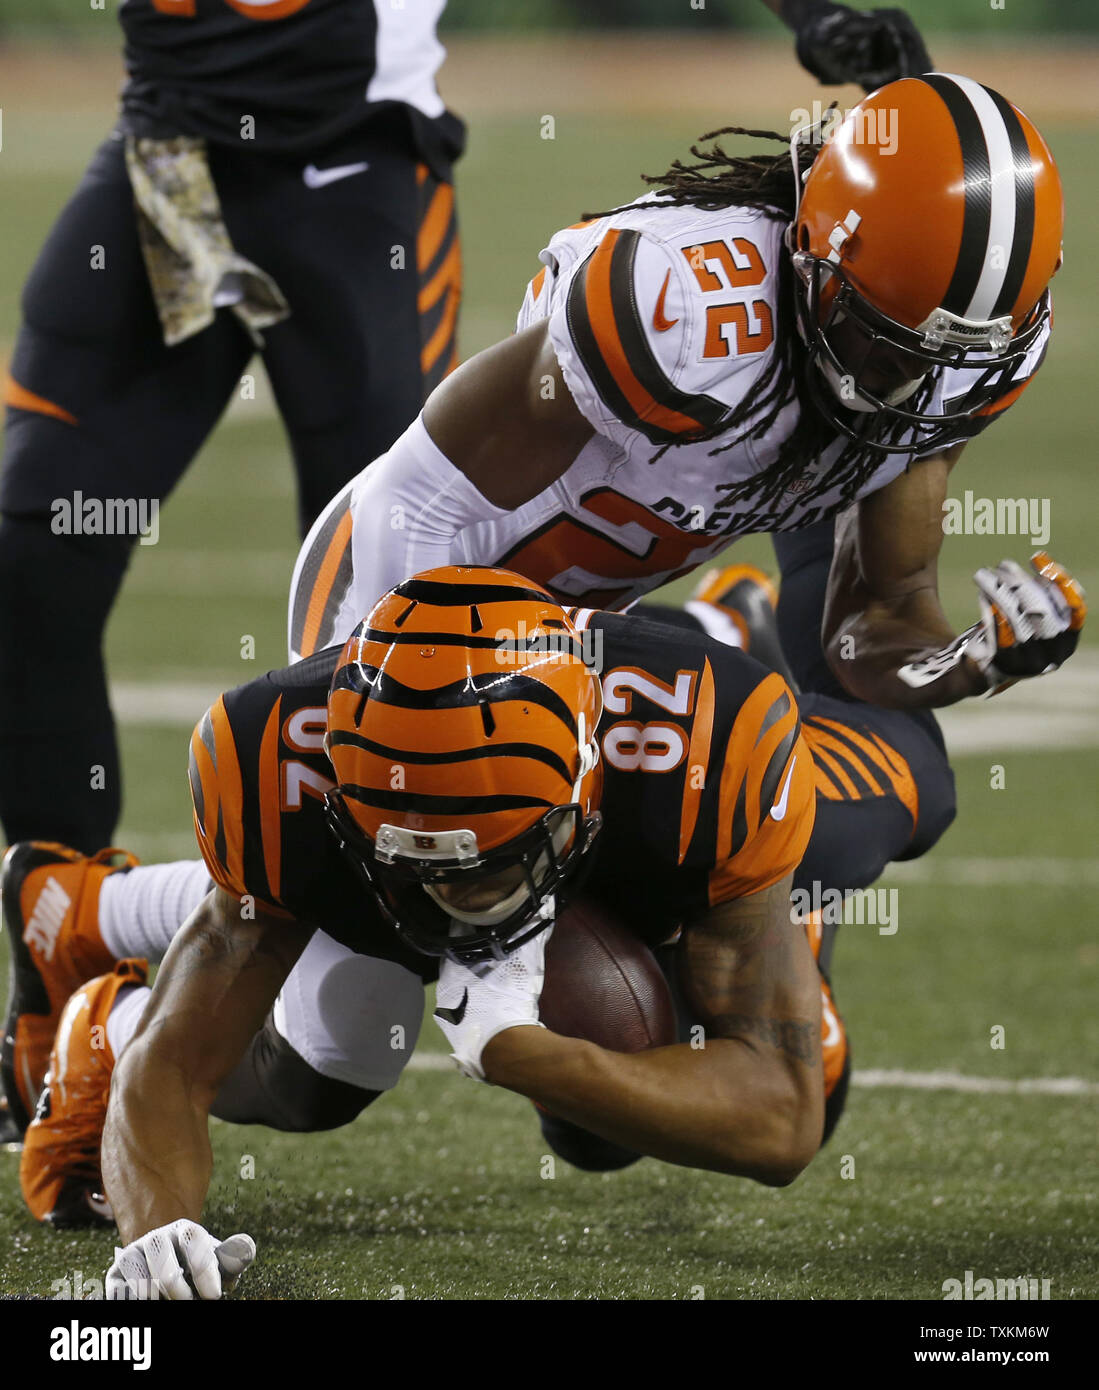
[105,1219,256,1300]
[968,553,1086,695]
[433,930,551,1082]
[786,2,933,91]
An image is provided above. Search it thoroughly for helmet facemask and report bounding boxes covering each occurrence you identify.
[325,791,602,965]
[790,245,1050,455]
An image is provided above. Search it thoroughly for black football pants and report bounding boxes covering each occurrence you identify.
[0,126,460,851]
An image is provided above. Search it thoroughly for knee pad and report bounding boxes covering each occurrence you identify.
[272,936,425,1092]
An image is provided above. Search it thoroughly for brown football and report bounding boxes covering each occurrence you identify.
[539,896,678,1052]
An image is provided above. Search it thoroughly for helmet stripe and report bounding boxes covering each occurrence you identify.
[918,75,992,319]
[354,626,590,663]
[332,662,580,734]
[944,75,1021,321]
[340,785,553,815]
[328,728,575,784]
[392,577,554,607]
[983,85,1036,319]
[920,74,1035,324]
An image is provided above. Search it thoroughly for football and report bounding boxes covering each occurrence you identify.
[539,896,678,1052]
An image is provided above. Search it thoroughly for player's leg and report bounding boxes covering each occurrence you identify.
[212,131,460,537]
[18,939,426,1223]
[771,516,848,699]
[0,135,254,852]
[634,563,796,684]
[210,936,425,1131]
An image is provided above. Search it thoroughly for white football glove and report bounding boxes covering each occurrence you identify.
[433,928,551,1081]
[899,552,1086,696]
[106,1219,256,1300]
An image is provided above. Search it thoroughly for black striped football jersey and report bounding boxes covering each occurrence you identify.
[117,0,464,167]
[187,612,814,960]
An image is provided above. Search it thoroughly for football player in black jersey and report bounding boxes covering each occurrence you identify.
[2,562,954,1295]
[0,1,464,863]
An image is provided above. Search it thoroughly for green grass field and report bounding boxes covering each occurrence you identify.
[0,40,1096,1301]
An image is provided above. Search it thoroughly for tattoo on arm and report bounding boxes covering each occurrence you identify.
[706,1013,820,1066]
[681,877,821,1070]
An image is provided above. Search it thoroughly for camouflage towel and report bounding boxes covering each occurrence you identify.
[125,136,290,348]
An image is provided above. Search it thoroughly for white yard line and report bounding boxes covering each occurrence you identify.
[883,857,1099,886]
[851,1069,1099,1097]
[111,653,1099,747]
[405,1052,1099,1095]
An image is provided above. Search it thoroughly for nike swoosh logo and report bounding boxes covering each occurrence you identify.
[302,161,370,189]
[769,756,797,822]
[434,988,469,1026]
[652,269,678,332]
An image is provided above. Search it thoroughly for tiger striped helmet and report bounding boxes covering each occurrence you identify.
[324,566,603,963]
[791,74,1062,449]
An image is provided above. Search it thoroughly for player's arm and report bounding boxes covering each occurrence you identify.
[458,875,822,1186]
[822,444,975,707]
[101,887,309,1244]
[343,321,592,609]
[424,319,593,508]
[822,444,1086,707]
[762,1,933,90]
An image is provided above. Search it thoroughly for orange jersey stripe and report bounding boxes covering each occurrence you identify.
[708,728,816,904]
[210,696,246,891]
[810,716,919,823]
[714,672,789,862]
[300,508,353,659]
[189,721,221,851]
[419,238,462,315]
[678,656,715,865]
[744,704,799,841]
[258,698,283,904]
[584,230,707,439]
[421,279,462,374]
[804,739,859,800]
[975,374,1031,418]
[803,725,887,797]
[4,374,77,426]
[417,181,455,272]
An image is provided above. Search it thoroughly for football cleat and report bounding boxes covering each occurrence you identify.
[686,563,796,686]
[20,958,147,1227]
[1,841,138,1135]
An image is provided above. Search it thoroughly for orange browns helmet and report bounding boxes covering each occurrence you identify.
[324,566,603,964]
[790,73,1062,449]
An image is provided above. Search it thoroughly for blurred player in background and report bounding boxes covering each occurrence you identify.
[0,0,465,860]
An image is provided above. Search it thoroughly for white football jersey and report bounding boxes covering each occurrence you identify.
[492,195,1048,609]
[288,195,1050,657]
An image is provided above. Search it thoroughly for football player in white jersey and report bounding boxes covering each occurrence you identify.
[287,75,1081,711]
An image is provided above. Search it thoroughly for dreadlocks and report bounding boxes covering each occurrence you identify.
[582,126,923,517]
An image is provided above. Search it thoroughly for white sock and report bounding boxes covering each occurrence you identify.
[99,860,212,963]
[105,985,151,1060]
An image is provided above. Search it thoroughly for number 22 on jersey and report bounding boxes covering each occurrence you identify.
[682,238,774,360]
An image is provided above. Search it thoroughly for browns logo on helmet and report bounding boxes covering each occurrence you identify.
[790,73,1063,450]
[324,566,603,963]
